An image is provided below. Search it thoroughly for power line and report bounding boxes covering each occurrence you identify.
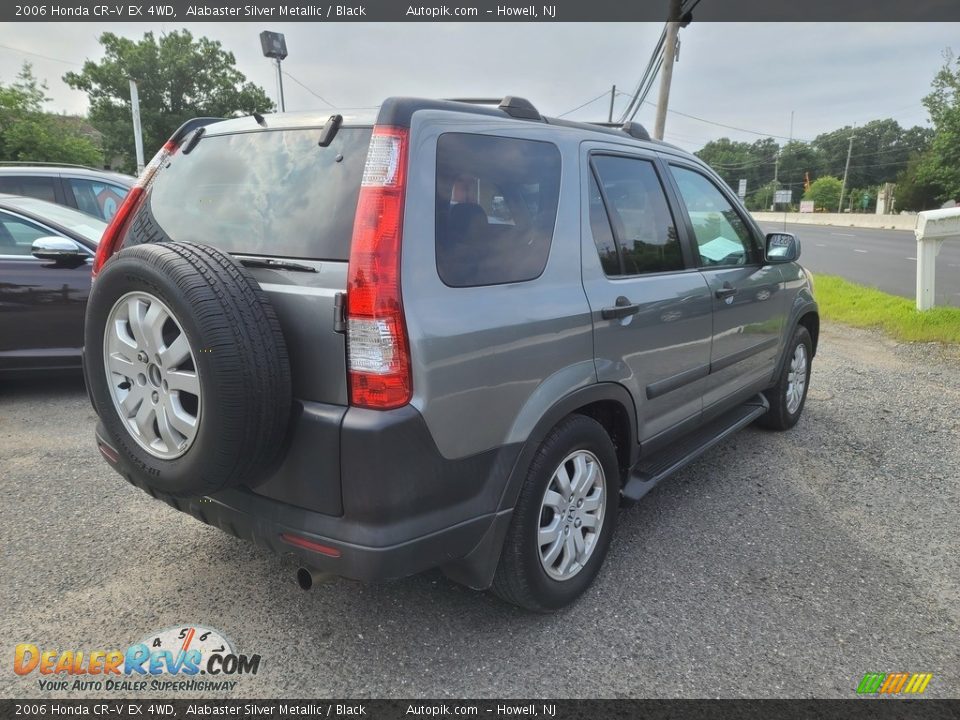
[0,43,82,67]
[641,99,804,141]
[628,55,664,122]
[280,70,336,108]
[619,25,667,124]
[709,157,777,170]
[557,90,613,118]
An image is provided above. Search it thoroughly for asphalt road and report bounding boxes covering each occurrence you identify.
[757,221,960,308]
[1,324,958,699]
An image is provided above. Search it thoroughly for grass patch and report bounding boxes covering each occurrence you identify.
[814,274,960,344]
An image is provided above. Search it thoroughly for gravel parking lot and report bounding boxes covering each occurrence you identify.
[1,323,958,699]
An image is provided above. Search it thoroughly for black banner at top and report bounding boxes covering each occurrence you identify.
[3,0,960,22]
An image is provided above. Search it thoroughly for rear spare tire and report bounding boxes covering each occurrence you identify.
[85,241,292,496]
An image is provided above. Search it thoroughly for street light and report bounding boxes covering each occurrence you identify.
[259,30,288,112]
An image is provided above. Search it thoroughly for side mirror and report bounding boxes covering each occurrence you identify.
[765,232,800,263]
[31,237,85,263]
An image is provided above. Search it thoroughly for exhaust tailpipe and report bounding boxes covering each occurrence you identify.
[297,566,332,591]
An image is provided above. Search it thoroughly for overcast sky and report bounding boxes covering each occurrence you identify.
[0,22,955,152]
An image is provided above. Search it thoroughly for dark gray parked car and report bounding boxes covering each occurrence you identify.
[84,97,818,611]
[0,164,133,222]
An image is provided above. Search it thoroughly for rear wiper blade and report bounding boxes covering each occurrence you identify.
[318,114,343,147]
[238,257,318,273]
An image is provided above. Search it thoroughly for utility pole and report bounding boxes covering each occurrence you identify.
[608,84,616,123]
[838,131,855,213]
[772,110,793,211]
[275,58,286,112]
[771,154,780,211]
[653,0,683,141]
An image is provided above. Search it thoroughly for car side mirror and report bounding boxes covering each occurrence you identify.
[31,237,85,263]
[765,232,800,263]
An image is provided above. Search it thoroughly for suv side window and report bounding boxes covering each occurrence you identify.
[436,133,561,287]
[669,165,756,267]
[65,178,128,221]
[0,175,59,203]
[590,155,684,276]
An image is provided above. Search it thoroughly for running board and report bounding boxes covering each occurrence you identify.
[622,394,769,502]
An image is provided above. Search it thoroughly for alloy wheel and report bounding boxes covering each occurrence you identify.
[538,450,606,582]
[103,291,202,459]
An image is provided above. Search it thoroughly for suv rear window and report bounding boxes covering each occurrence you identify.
[143,127,372,261]
[435,133,561,287]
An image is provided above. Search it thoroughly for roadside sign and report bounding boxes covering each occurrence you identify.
[738,179,747,199]
[799,200,815,213]
[774,189,793,204]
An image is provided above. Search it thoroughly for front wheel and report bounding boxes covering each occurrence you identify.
[492,414,619,612]
[757,325,813,431]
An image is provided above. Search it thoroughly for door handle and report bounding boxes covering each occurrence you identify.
[715,284,738,300]
[601,296,641,320]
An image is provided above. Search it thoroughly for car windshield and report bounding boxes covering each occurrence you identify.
[4,196,107,244]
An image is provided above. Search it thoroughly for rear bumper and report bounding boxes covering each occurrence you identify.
[94,402,519,586]
[141,483,509,583]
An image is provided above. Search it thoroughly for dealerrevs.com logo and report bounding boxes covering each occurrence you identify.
[14,625,261,693]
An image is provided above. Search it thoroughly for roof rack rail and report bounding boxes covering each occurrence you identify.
[444,95,543,122]
[586,121,651,141]
[446,98,503,105]
[0,160,103,170]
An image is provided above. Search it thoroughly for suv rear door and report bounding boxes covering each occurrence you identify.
[665,161,786,410]
[580,144,713,444]
[125,122,373,406]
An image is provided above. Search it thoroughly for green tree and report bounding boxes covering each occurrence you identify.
[895,154,941,211]
[810,119,931,191]
[695,136,776,196]
[909,50,960,205]
[64,30,273,172]
[0,63,102,166]
[848,187,875,213]
[694,137,755,189]
[746,180,778,212]
[775,140,819,203]
[804,175,843,212]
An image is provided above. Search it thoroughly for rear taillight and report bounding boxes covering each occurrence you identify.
[92,139,179,276]
[346,126,411,410]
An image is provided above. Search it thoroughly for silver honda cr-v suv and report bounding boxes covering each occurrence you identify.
[84,96,818,611]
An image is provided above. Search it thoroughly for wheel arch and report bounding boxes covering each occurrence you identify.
[443,382,636,591]
[798,310,820,357]
[497,382,638,513]
[772,300,820,382]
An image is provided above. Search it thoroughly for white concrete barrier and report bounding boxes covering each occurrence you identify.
[751,211,918,231]
[915,208,960,311]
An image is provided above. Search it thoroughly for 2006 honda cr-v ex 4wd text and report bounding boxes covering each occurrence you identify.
[84,96,818,611]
